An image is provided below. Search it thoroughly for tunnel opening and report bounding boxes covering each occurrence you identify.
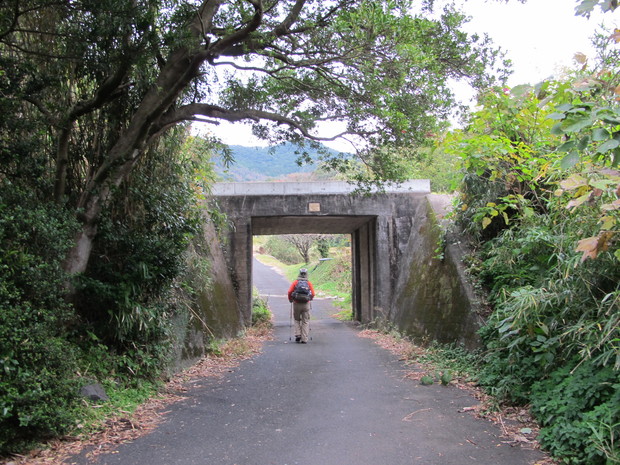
[250,215,377,323]
[252,233,353,319]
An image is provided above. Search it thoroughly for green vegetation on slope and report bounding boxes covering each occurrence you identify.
[0,127,217,455]
[440,32,620,465]
[212,143,344,181]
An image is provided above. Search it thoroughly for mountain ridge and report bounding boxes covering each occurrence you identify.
[213,143,344,181]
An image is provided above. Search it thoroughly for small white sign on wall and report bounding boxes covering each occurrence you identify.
[308,202,321,212]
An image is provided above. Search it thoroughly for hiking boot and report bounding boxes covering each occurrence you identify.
[301,341,307,344]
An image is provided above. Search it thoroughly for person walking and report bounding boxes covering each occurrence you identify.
[287,268,315,343]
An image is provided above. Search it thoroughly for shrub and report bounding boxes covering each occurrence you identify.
[531,359,620,465]
[316,238,330,258]
[251,290,272,326]
[74,136,204,380]
[443,42,620,464]
[0,186,81,454]
[263,236,300,264]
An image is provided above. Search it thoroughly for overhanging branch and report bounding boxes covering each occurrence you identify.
[157,103,351,142]
[208,0,264,58]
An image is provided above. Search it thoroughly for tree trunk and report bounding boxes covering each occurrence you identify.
[62,47,206,275]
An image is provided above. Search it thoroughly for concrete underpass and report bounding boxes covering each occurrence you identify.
[213,180,431,325]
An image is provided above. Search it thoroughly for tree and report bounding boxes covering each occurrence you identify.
[284,234,323,264]
[496,0,618,16]
[1,0,504,281]
[574,0,618,15]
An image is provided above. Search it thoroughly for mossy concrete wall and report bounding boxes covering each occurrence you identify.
[213,182,483,349]
[169,219,243,371]
[389,194,483,349]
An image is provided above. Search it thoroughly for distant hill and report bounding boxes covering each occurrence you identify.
[212,143,343,181]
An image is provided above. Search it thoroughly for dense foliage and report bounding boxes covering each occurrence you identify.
[0,129,210,454]
[443,29,620,464]
[74,131,206,377]
[262,236,303,265]
[0,187,81,452]
[1,0,505,278]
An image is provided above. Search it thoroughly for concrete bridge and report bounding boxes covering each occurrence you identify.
[211,181,482,347]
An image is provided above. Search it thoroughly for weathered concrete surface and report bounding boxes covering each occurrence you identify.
[169,219,244,372]
[69,260,542,465]
[212,179,430,195]
[391,194,483,349]
[213,181,483,348]
[213,181,432,330]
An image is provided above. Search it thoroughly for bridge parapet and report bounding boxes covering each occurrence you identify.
[212,180,430,196]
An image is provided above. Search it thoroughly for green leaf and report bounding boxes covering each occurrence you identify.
[560,151,580,170]
[556,103,574,112]
[556,140,576,153]
[562,116,593,133]
[591,179,615,189]
[596,139,620,154]
[550,122,565,135]
[511,84,532,98]
[600,116,620,125]
[420,375,434,385]
[592,128,610,141]
[577,136,590,151]
[547,112,566,121]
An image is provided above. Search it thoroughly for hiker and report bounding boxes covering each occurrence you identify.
[287,268,315,344]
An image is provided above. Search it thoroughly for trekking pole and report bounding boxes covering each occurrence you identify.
[289,301,293,341]
[309,301,313,341]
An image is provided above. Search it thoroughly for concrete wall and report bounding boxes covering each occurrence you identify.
[213,188,430,326]
[168,219,244,372]
[211,183,484,349]
[212,180,430,196]
[389,194,483,349]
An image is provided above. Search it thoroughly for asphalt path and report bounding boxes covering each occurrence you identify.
[71,258,543,465]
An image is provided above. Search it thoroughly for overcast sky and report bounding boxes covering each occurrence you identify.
[200,0,619,149]
[458,0,617,87]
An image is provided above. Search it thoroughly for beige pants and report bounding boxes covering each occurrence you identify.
[293,301,311,342]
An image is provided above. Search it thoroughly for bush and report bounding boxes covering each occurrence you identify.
[263,236,300,264]
[531,359,620,465]
[316,238,330,258]
[442,51,620,464]
[0,186,81,454]
[74,137,204,380]
[251,289,272,326]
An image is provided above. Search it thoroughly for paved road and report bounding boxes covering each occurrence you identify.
[71,259,543,465]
